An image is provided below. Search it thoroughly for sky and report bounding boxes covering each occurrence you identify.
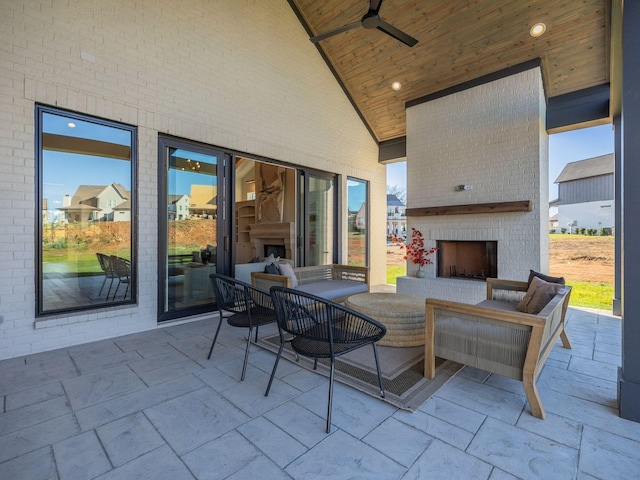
[386,124,615,202]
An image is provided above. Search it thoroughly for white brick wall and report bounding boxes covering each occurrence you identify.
[398,68,549,302]
[0,0,386,360]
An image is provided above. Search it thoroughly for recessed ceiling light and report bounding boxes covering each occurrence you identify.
[530,23,546,37]
[67,122,76,128]
[391,81,402,91]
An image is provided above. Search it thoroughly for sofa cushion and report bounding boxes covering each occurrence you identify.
[517,276,564,314]
[528,270,565,287]
[278,262,299,288]
[295,280,367,301]
[476,299,520,312]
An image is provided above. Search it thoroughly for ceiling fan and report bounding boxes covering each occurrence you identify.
[310,0,419,47]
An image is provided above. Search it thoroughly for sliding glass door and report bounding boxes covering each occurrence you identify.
[158,137,341,321]
[158,137,229,321]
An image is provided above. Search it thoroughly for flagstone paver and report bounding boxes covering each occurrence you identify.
[1,305,639,479]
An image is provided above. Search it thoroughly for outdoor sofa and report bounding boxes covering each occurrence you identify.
[250,264,369,304]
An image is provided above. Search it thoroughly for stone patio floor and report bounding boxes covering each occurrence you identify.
[1,301,639,479]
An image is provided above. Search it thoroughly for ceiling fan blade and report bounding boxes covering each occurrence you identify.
[310,20,362,43]
[369,0,383,14]
[376,19,418,47]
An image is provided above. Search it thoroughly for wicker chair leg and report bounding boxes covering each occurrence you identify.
[105,278,115,299]
[98,277,108,296]
[372,343,385,398]
[207,314,224,360]
[240,327,252,381]
[326,359,335,433]
[265,342,284,396]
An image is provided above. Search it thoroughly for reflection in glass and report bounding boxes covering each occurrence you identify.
[38,107,136,315]
[164,148,218,314]
[347,178,368,266]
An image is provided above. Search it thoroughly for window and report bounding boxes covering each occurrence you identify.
[347,177,368,266]
[36,105,137,315]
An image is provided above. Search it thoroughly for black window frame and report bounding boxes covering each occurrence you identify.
[35,104,138,317]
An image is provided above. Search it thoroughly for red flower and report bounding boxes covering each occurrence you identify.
[393,228,438,267]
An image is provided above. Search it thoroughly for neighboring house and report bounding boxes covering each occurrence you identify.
[551,154,614,232]
[168,194,190,220]
[189,185,217,218]
[112,198,132,222]
[549,213,558,231]
[58,182,130,223]
[387,194,406,237]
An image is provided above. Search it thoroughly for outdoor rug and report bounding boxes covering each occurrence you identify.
[256,330,463,411]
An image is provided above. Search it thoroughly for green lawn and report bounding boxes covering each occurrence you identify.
[564,280,614,310]
[386,265,406,285]
[43,249,129,274]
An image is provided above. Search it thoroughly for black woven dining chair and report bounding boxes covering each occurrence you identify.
[265,286,386,433]
[208,274,277,381]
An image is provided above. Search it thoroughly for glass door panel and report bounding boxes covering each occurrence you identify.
[305,174,336,266]
[160,140,224,321]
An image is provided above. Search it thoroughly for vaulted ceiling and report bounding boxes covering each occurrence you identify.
[289,0,611,143]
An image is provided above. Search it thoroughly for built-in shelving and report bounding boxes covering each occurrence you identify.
[235,200,255,263]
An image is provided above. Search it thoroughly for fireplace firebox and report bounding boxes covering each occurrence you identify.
[264,244,286,258]
[437,240,497,281]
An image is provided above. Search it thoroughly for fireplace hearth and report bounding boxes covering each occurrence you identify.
[437,240,497,281]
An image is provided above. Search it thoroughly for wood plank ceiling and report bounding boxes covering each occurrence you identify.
[290,0,610,143]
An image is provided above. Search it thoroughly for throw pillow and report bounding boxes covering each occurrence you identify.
[263,253,280,265]
[527,270,565,287]
[516,276,564,314]
[278,262,299,288]
[264,263,281,275]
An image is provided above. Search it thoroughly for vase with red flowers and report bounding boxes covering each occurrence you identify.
[393,227,438,278]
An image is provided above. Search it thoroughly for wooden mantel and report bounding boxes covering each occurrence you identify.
[406,200,532,217]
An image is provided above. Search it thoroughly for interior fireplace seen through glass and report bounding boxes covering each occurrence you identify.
[437,241,497,281]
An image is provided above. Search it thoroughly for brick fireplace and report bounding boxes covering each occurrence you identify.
[249,222,295,260]
[397,66,549,304]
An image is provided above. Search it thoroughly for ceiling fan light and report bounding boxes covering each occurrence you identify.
[391,81,402,91]
[530,23,546,37]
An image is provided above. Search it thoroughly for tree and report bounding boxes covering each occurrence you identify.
[387,185,407,204]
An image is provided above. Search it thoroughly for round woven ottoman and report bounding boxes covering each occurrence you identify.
[345,292,425,347]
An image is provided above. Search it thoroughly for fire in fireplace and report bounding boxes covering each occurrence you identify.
[437,240,497,281]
